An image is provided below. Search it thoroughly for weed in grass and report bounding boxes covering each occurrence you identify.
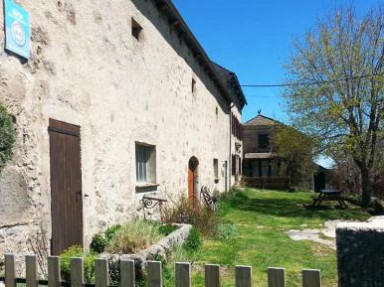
[184,227,202,251]
[215,223,238,241]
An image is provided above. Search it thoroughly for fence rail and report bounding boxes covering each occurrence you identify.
[1,254,321,287]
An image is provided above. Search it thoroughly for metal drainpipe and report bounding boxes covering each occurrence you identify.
[229,102,235,192]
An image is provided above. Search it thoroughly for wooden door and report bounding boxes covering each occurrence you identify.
[188,167,195,205]
[188,157,198,205]
[49,119,83,255]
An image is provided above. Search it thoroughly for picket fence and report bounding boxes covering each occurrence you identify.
[1,254,321,287]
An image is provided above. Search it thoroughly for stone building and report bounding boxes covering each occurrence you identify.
[242,114,313,190]
[243,114,280,178]
[0,0,246,256]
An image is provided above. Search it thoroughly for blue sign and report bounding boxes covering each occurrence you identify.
[4,0,30,59]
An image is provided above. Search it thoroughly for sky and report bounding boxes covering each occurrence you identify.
[172,0,384,124]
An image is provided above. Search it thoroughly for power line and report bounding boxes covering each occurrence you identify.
[241,73,384,88]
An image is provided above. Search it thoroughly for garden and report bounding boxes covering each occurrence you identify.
[58,188,370,287]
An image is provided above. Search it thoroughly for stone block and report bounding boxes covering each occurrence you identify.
[336,219,384,287]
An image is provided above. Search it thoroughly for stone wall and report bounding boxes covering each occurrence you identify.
[336,217,384,287]
[0,0,242,257]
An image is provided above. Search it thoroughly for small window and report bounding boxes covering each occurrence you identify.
[192,78,196,93]
[213,158,219,182]
[136,143,156,184]
[258,134,270,149]
[132,18,142,41]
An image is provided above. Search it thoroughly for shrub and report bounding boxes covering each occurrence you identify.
[158,224,177,236]
[0,257,4,276]
[105,224,121,241]
[162,196,219,237]
[0,104,16,169]
[90,233,108,253]
[60,246,96,283]
[106,220,162,254]
[183,227,202,251]
[215,223,238,241]
[90,224,122,253]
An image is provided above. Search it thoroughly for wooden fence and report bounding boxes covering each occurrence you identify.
[1,254,321,287]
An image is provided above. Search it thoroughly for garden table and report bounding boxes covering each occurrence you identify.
[310,189,348,208]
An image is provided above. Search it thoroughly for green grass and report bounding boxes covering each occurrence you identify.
[190,189,370,287]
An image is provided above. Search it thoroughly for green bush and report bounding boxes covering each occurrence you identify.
[90,233,108,253]
[90,224,121,253]
[0,104,16,169]
[106,220,162,254]
[183,227,202,251]
[0,257,4,276]
[158,224,177,236]
[215,223,238,241]
[105,224,121,241]
[60,246,96,283]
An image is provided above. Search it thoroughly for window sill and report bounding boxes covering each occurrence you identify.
[136,183,160,189]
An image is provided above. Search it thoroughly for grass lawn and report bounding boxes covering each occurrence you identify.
[190,189,370,287]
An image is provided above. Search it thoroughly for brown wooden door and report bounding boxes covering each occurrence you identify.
[188,167,195,205]
[188,157,198,205]
[49,119,83,255]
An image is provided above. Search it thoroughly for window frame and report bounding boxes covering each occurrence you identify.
[213,158,219,182]
[135,142,156,185]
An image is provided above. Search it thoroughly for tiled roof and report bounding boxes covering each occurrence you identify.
[212,63,247,110]
[244,114,280,126]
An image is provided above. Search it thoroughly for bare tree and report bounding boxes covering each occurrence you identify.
[285,6,384,206]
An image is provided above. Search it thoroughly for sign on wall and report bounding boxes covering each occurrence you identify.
[4,0,30,59]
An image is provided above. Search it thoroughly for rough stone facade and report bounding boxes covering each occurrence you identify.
[336,217,384,287]
[0,0,245,257]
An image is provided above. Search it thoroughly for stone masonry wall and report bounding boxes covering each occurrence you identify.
[336,217,384,287]
[0,0,240,259]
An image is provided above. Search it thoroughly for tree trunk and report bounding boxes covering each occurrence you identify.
[361,167,372,208]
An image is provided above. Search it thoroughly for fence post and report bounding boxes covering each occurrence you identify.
[302,269,321,287]
[175,262,191,287]
[120,260,135,287]
[95,259,109,287]
[205,264,220,287]
[26,255,37,287]
[4,254,15,287]
[70,258,84,287]
[48,256,61,287]
[235,265,252,287]
[147,261,162,287]
[268,267,285,287]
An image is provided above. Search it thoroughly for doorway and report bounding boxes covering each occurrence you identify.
[188,157,199,205]
[49,119,83,255]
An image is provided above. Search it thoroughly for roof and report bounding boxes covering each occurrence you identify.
[244,114,281,126]
[151,0,246,111]
[212,63,247,110]
[244,153,279,159]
